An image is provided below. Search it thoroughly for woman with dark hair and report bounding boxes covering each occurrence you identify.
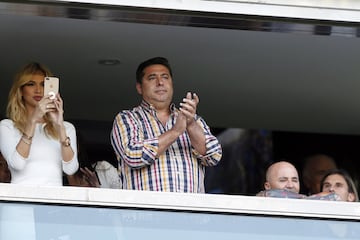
[0,62,78,186]
[320,169,358,202]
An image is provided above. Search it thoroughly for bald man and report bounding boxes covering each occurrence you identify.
[264,161,300,193]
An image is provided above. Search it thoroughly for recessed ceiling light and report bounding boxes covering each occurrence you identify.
[98,59,121,66]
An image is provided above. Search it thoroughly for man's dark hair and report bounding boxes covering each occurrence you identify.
[136,57,173,83]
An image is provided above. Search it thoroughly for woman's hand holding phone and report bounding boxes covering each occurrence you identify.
[44,77,59,100]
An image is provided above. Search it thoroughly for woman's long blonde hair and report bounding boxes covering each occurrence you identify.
[6,62,59,139]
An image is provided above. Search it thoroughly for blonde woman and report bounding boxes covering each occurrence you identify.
[0,62,78,186]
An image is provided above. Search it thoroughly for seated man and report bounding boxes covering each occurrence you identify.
[320,169,358,202]
[264,161,300,193]
[302,154,337,195]
[257,161,302,198]
[257,161,340,201]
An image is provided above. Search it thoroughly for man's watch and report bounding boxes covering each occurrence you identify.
[61,136,71,147]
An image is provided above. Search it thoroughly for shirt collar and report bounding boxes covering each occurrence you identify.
[140,100,176,114]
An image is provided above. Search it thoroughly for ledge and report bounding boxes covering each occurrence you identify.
[1,183,359,220]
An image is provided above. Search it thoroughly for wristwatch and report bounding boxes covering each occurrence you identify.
[61,136,71,147]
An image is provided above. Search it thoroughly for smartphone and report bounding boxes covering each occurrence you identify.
[44,77,59,100]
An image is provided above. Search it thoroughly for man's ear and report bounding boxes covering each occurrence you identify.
[136,83,142,95]
[348,192,356,202]
[264,182,271,190]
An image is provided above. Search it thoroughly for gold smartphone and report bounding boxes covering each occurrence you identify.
[44,77,59,100]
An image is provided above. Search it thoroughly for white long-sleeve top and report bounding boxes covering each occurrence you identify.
[0,119,79,186]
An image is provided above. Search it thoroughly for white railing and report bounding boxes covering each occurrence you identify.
[1,184,360,239]
[0,183,359,220]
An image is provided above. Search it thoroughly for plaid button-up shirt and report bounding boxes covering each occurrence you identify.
[111,100,222,192]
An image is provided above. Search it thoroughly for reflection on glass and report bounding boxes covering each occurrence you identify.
[1,202,359,240]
